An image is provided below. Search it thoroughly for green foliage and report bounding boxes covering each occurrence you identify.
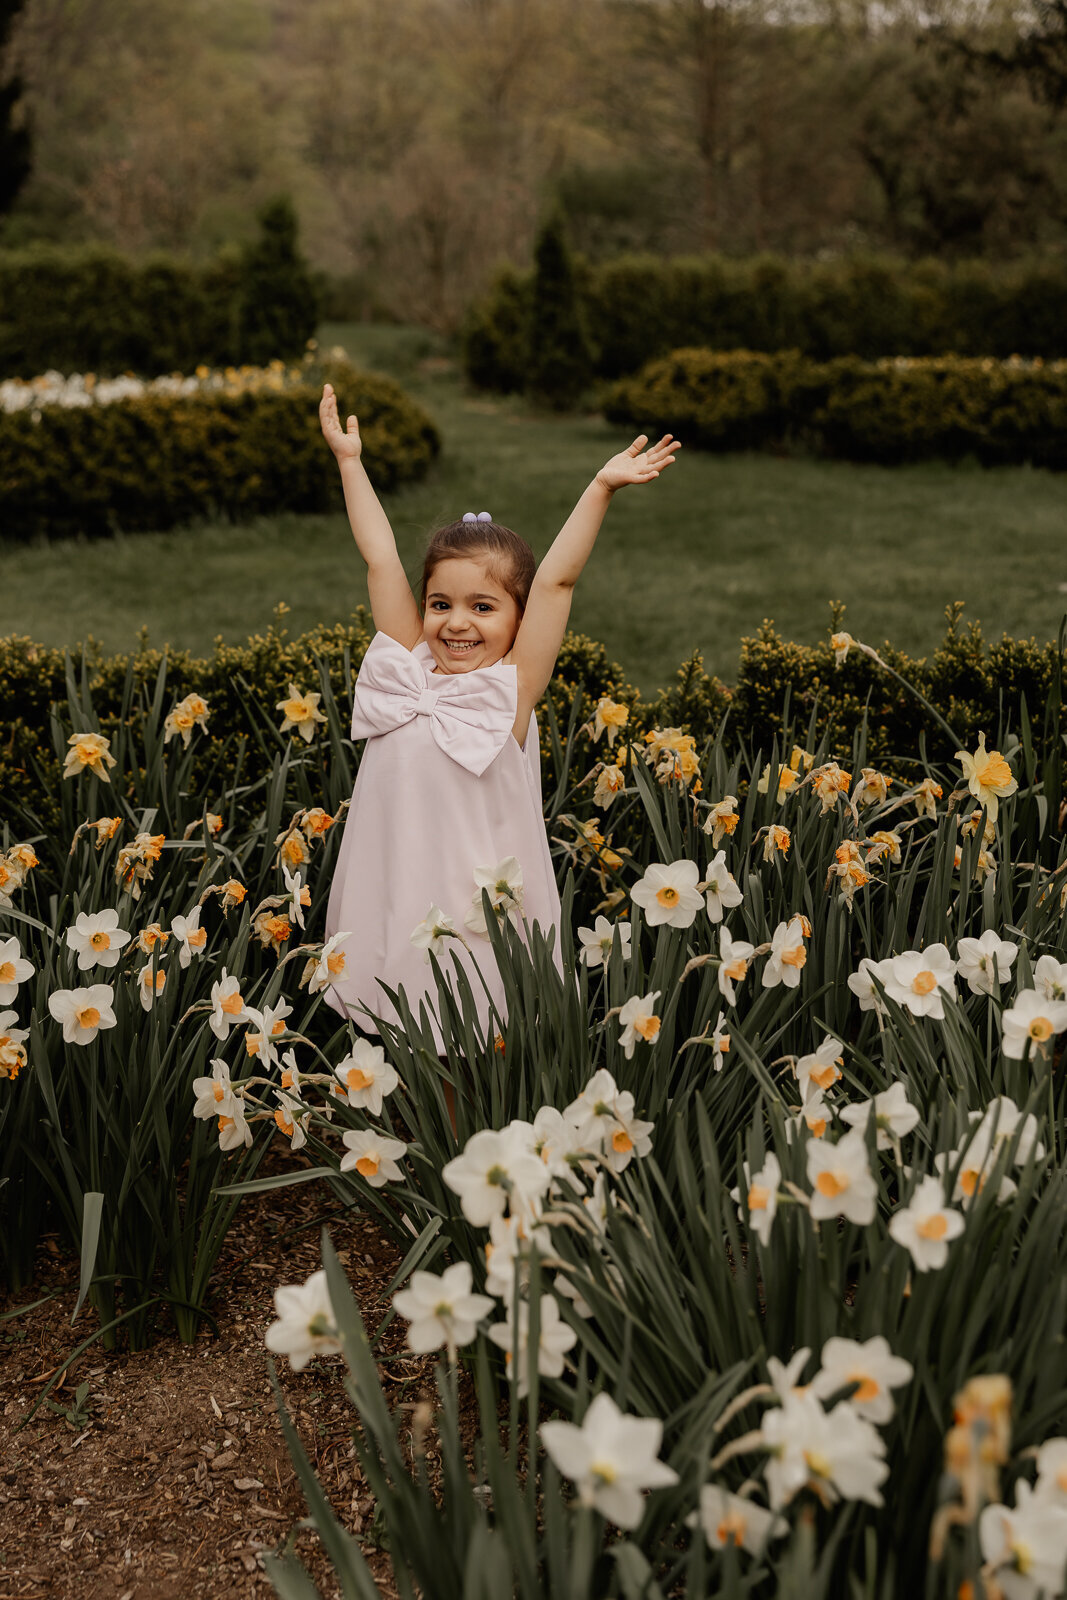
[525,213,595,411]
[237,196,320,369]
[602,348,1067,469]
[463,252,1067,393]
[0,200,320,378]
[0,355,440,541]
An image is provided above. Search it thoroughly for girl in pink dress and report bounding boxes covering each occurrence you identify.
[317,381,679,1052]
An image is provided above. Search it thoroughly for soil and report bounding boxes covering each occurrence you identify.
[0,1175,433,1600]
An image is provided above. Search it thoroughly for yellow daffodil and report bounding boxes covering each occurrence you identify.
[592,696,629,747]
[911,777,943,819]
[62,730,117,782]
[277,684,327,744]
[955,732,1017,823]
[830,631,854,666]
[808,763,851,815]
[300,807,335,839]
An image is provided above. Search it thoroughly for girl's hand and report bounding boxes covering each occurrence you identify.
[319,382,363,462]
[596,433,680,492]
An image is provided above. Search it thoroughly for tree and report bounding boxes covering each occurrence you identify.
[0,0,31,217]
[236,196,319,366]
[524,211,594,412]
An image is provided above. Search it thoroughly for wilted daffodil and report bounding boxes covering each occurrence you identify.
[703,795,739,847]
[62,730,117,782]
[276,684,327,743]
[955,731,1018,823]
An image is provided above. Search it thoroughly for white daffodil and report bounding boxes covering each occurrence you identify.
[702,850,743,924]
[630,859,704,929]
[955,929,1019,996]
[955,732,1018,824]
[601,1104,655,1174]
[810,1336,914,1425]
[137,959,167,1012]
[617,990,662,1060]
[339,1128,407,1187]
[761,1390,889,1511]
[333,1038,399,1116]
[47,983,117,1045]
[242,1000,293,1069]
[209,969,250,1039]
[64,909,132,972]
[969,1096,1045,1167]
[541,1392,679,1530]
[576,915,632,969]
[483,1212,554,1301]
[264,1268,341,1370]
[0,937,34,1004]
[840,1083,920,1150]
[688,1486,787,1554]
[217,1101,253,1151]
[883,944,957,1019]
[465,856,525,934]
[488,1293,578,1398]
[169,906,209,968]
[282,863,312,929]
[847,957,893,1015]
[1034,954,1067,1004]
[795,1034,844,1097]
[761,919,807,990]
[410,904,461,964]
[193,1058,238,1121]
[786,1089,832,1144]
[718,926,756,1006]
[708,1009,731,1072]
[278,1047,304,1099]
[730,1153,781,1247]
[306,931,350,994]
[888,1174,965,1271]
[564,1069,624,1144]
[531,1105,587,1182]
[1001,988,1067,1059]
[391,1261,495,1356]
[766,1348,812,1403]
[806,1128,877,1226]
[1035,1439,1067,1504]
[979,1479,1067,1600]
[442,1125,552,1227]
[934,1130,1018,1208]
[273,1092,311,1151]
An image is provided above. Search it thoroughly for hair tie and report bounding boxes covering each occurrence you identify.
[462,510,493,522]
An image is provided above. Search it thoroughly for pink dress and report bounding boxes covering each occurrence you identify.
[323,631,563,1048]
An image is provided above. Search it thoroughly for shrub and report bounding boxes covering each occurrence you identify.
[0,198,319,378]
[602,347,1067,469]
[463,251,1067,393]
[0,354,440,540]
[525,213,595,411]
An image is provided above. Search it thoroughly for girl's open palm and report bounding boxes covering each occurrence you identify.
[596,433,680,492]
[319,382,363,461]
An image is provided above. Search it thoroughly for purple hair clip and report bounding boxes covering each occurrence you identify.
[462,511,493,523]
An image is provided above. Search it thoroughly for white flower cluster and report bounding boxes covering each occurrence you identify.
[0,358,305,418]
[980,1440,1067,1599]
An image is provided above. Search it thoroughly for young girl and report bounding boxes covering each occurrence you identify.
[318,380,679,1049]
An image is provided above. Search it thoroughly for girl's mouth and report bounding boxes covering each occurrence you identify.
[444,639,480,654]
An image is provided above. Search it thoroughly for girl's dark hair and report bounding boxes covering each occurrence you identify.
[420,519,536,614]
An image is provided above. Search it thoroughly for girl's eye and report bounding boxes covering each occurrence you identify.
[475,603,493,613]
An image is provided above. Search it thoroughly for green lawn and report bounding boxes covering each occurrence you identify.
[3,321,1066,695]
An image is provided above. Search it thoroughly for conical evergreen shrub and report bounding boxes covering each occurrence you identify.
[525,211,594,411]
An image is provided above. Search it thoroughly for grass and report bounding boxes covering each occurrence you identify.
[3,320,1066,694]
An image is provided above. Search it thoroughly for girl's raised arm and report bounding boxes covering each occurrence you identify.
[509,433,679,728]
[320,383,423,649]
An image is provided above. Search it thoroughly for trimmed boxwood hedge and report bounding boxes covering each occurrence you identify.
[0,356,441,541]
[463,252,1067,392]
[2,603,1063,855]
[601,348,1067,469]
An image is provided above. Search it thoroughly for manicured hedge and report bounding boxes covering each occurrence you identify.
[3,604,1063,850]
[0,199,318,378]
[601,348,1067,468]
[463,252,1067,392]
[0,356,440,541]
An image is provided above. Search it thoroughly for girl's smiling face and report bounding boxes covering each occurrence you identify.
[422,556,522,673]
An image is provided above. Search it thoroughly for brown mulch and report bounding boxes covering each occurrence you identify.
[0,1176,436,1600]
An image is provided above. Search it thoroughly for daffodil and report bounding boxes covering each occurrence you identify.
[209,970,250,1039]
[709,1009,730,1072]
[410,904,461,963]
[760,1390,888,1510]
[806,1128,877,1225]
[170,906,209,968]
[442,1125,550,1226]
[703,795,739,847]
[955,731,1018,823]
[757,762,801,803]
[0,1012,29,1080]
[300,806,335,839]
[808,762,852,814]
[272,1092,311,1150]
[762,919,807,989]
[243,1000,292,1067]
[762,824,791,861]
[276,684,327,743]
[47,983,117,1045]
[264,1269,341,1371]
[630,860,704,928]
[979,1480,1067,1599]
[541,1392,678,1528]
[282,864,312,929]
[617,990,662,1059]
[591,696,629,747]
[333,1039,399,1115]
[810,1336,913,1425]
[193,1058,238,1121]
[795,1034,844,1096]
[839,1082,920,1149]
[392,1262,495,1356]
[888,1174,964,1270]
[730,1152,781,1246]
[137,960,167,1012]
[702,849,743,923]
[852,768,893,808]
[688,1486,787,1554]
[576,915,632,969]
[62,730,117,782]
[911,777,943,819]
[464,856,525,934]
[489,1294,578,1398]
[829,631,854,665]
[955,929,1018,996]
[1035,955,1067,1003]
[883,944,957,1019]
[303,930,350,993]
[339,1128,407,1187]
[592,762,626,808]
[1001,988,1067,1059]
[718,926,756,1006]
[847,956,893,1014]
[0,937,35,1004]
